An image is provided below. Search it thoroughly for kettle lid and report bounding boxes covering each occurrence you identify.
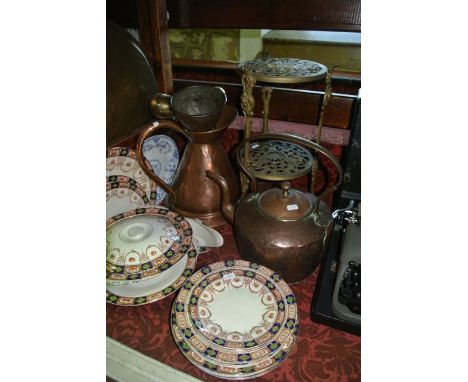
[257,181,312,220]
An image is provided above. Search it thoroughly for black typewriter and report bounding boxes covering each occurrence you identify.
[330,202,360,325]
[310,94,361,335]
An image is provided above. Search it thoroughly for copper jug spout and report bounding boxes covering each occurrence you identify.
[206,170,235,225]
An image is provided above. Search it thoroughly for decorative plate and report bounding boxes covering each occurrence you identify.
[172,269,297,366]
[106,245,198,306]
[142,135,179,204]
[176,260,296,350]
[106,175,150,219]
[174,261,297,357]
[106,207,193,284]
[172,303,297,367]
[107,147,157,204]
[171,315,297,380]
[171,260,298,379]
[189,270,292,349]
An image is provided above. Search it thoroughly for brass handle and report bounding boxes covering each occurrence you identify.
[234,133,343,213]
[150,93,173,119]
[136,120,187,197]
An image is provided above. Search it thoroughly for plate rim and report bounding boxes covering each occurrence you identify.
[174,262,297,356]
[106,174,151,208]
[107,146,158,204]
[170,307,297,380]
[106,245,198,306]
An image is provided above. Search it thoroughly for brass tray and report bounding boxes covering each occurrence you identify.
[239,140,314,181]
[239,58,327,84]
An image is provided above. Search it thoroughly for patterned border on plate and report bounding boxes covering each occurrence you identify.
[171,311,298,380]
[106,246,198,306]
[173,295,296,367]
[106,207,193,282]
[175,260,297,352]
[171,260,299,379]
[106,175,151,205]
[107,147,158,205]
[172,306,298,371]
[187,270,285,342]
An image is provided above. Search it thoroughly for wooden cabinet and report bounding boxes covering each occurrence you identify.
[107,0,361,145]
[107,0,173,94]
[107,0,361,92]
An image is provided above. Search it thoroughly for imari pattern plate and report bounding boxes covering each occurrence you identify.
[106,245,198,306]
[178,263,296,351]
[174,261,297,359]
[106,207,193,283]
[172,307,297,368]
[171,260,298,379]
[172,276,297,367]
[106,175,150,219]
[171,305,298,380]
[106,146,157,205]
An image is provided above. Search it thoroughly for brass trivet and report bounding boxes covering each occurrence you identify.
[240,58,328,84]
[239,140,314,181]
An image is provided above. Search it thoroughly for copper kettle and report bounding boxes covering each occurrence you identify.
[206,133,343,284]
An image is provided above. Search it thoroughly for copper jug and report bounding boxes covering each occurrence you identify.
[136,104,240,227]
[206,133,343,283]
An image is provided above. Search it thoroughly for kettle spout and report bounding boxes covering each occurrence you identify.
[206,170,235,225]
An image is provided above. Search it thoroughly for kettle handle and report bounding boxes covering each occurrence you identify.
[234,133,343,213]
[136,120,187,197]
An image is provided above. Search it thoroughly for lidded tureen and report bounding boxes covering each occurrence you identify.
[106,207,193,286]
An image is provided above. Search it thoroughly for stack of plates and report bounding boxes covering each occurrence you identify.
[106,174,150,219]
[106,147,158,214]
[106,207,224,306]
[171,259,298,380]
[106,140,179,218]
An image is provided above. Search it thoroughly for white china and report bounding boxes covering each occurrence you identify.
[106,207,193,284]
[172,263,297,371]
[186,218,223,252]
[106,175,150,219]
[107,252,188,298]
[142,135,179,204]
[171,316,296,380]
[107,147,157,204]
[106,245,198,306]
[176,261,296,354]
[171,260,298,380]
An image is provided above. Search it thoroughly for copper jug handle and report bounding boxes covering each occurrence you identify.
[136,120,187,197]
[234,133,343,213]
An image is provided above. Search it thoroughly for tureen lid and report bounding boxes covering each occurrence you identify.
[106,207,193,282]
[257,181,312,221]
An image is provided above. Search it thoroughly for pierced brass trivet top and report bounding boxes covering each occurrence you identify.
[240,140,314,181]
[240,58,328,84]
